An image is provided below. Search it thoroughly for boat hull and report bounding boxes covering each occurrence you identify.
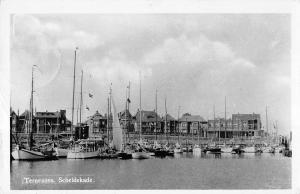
[55,148,69,158]
[12,149,56,160]
[67,151,99,159]
[132,152,150,159]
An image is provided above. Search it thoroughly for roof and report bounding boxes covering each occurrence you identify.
[134,110,162,122]
[118,109,132,119]
[232,114,260,120]
[35,111,60,118]
[20,110,30,118]
[179,115,205,122]
[86,110,105,121]
[161,113,176,121]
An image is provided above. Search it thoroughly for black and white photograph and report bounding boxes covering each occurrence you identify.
[0,0,299,193]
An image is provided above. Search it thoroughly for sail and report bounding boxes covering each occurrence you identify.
[111,93,123,151]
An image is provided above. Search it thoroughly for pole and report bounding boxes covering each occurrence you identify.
[71,48,77,137]
[79,70,83,124]
[107,97,109,143]
[155,89,158,141]
[165,97,167,144]
[139,71,142,142]
[177,106,180,143]
[266,106,268,137]
[225,96,227,141]
[128,81,131,142]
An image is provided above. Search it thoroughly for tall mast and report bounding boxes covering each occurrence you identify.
[30,66,34,133]
[71,48,78,135]
[79,70,83,124]
[128,81,131,142]
[165,97,167,144]
[177,105,180,142]
[107,97,109,143]
[139,71,142,141]
[266,106,268,137]
[225,96,227,141]
[125,84,128,144]
[155,89,158,141]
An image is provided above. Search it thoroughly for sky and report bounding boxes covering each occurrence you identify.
[10,14,290,135]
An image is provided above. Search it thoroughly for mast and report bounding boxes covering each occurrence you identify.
[128,82,131,142]
[29,65,35,149]
[71,48,78,136]
[155,89,158,141]
[164,97,168,144]
[266,106,268,137]
[225,96,227,142]
[107,97,110,143]
[125,86,127,144]
[139,71,142,142]
[79,70,83,124]
[177,105,180,143]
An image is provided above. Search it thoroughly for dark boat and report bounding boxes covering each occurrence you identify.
[203,146,222,154]
[118,152,132,159]
[154,148,168,157]
[231,146,245,154]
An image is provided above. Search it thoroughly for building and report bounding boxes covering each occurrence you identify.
[35,110,67,133]
[118,109,134,133]
[85,110,108,138]
[179,113,207,136]
[207,113,263,138]
[161,114,177,134]
[134,110,162,134]
[10,109,19,133]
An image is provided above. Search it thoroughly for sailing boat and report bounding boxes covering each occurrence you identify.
[193,121,201,154]
[203,104,221,154]
[67,50,100,159]
[132,72,150,159]
[12,65,56,160]
[174,106,183,153]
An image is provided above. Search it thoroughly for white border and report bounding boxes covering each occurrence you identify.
[1,0,299,194]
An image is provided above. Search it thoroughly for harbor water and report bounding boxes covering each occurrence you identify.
[11,152,291,190]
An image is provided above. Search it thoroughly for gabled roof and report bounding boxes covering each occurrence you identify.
[179,114,205,122]
[118,109,132,119]
[162,113,176,121]
[135,110,162,122]
[87,110,105,121]
[20,110,30,118]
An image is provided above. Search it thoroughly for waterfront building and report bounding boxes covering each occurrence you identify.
[161,114,177,134]
[118,109,135,133]
[178,113,207,136]
[85,110,107,138]
[35,110,67,134]
[133,110,163,134]
[10,109,19,133]
[207,113,263,138]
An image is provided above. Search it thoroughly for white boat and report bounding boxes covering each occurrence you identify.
[242,146,256,153]
[132,151,151,159]
[55,147,69,158]
[11,66,56,161]
[192,144,201,153]
[67,139,100,159]
[220,146,232,153]
[12,145,56,160]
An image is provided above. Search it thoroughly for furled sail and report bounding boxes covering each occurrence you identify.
[111,93,123,151]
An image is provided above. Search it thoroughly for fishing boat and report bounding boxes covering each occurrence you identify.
[67,139,100,159]
[109,86,133,159]
[11,65,56,161]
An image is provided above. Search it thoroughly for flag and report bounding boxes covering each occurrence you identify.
[86,106,90,111]
[127,98,131,103]
[89,93,93,98]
